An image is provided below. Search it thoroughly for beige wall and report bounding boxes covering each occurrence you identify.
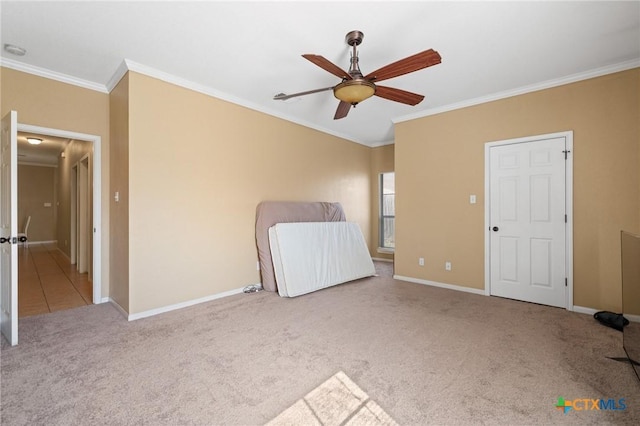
[17,165,56,242]
[10,62,633,315]
[1,67,110,298]
[395,68,640,312]
[109,74,130,311]
[370,144,395,260]
[124,72,371,314]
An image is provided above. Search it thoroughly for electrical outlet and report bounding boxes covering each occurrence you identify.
[445,261,452,271]
[418,257,425,266]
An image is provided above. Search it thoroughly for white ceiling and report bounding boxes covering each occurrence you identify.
[1,1,639,147]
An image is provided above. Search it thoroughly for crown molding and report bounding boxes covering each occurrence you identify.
[0,57,109,93]
[0,55,370,146]
[121,59,369,147]
[369,139,395,148]
[393,58,640,124]
[105,59,130,92]
[4,54,637,147]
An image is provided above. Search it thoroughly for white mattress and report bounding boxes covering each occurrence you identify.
[269,222,376,297]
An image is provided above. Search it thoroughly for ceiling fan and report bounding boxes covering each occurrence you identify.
[273,30,441,120]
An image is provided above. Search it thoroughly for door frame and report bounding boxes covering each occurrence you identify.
[77,154,90,274]
[484,131,573,310]
[70,163,77,264]
[71,154,91,274]
[17,123,102,304]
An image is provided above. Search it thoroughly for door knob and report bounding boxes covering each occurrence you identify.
[0,237,10,244]
[492,226,499,232]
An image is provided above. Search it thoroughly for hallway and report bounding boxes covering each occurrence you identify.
[18,243,92,318]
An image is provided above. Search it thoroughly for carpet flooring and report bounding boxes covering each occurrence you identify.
[1,261,638,425]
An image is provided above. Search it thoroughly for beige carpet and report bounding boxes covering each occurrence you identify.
[267,371,397,425]
[1,261,639,425]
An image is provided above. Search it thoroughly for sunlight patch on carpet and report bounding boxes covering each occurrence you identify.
[266,371,398,426]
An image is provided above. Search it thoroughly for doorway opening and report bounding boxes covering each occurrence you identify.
[17,123,102,308]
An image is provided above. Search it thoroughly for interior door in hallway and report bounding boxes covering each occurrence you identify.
[77,156,89,274]
[489,136,567,308]
[70,153,91,277]
[1,111,19,345]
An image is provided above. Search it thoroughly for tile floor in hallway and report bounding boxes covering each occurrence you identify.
[18,243,92,318]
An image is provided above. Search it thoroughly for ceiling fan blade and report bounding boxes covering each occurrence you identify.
[334,101,351,120]
[364,49,441,83]
[273,86,334,101]
[302,54,353,80]
[374,86,425,106]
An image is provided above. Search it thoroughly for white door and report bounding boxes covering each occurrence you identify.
[1,111,18,345]
[489,136,567,308]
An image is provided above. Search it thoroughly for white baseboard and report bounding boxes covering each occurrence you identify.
[127,286,250,321]
[107,298,129,319]
[572,305,599,316]
[55,247,71,261]
[24,239,57,246]
[393,278,630,318]
[376,247,395,255]
[626,313,640,323]
[371,257,393,263]
[393,275,486,296]
[571,306,640,323]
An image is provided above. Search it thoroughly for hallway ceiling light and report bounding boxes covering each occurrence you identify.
[27,138,42,145]
[4,44,26,56]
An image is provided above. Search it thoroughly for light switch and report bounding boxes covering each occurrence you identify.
[44,202,52,207]
[470,195,477,204]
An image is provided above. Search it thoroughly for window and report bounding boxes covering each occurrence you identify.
[379,172,395,250]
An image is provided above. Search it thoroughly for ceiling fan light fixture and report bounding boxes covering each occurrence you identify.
[333,79,376,104]
[27,137,42,145]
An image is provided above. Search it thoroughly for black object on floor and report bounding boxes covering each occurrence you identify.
[594,311,629,332]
